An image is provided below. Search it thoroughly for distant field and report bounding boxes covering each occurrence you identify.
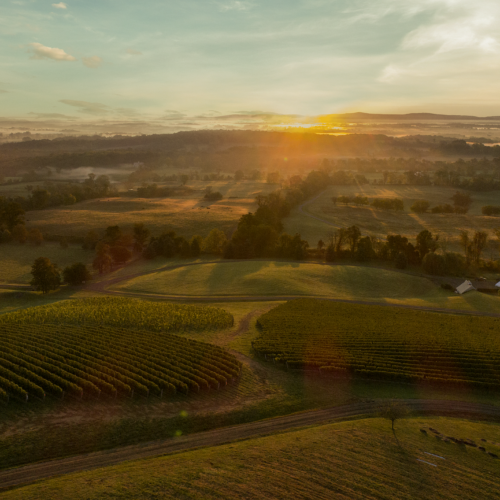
[255,299,500,388]
[285,185,500,252]
[5,417,500,499]
[111,260,500,313]
[0,243,93,284]
[24,180,274,238]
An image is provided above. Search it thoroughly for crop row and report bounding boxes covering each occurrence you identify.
[0,323,241,403]
[0,297,234,333]
[253,299,500,389]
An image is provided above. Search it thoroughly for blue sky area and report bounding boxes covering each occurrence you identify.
[2,0,500,133]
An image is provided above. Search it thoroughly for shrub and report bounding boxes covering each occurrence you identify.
[482,206,500,216]
[410,200,430,213]
[204,191,223,201]
[371,198,404,211]
[431,204,454,214]
[441,283,454,291]
[63,263,92,285]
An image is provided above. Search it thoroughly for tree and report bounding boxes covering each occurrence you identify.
[82,230,100,250]
[394,252,408,269]
[325,244,335,262]
[470,231,488,265]
[379,401,410,434]
[410,200,430,213]
[346,225,361,253]
[416,230,439,260]
[133,223,150,252]
[12,224,28,244]
[93,243,113,274]
[30,189,51,209]
[63,262,92,285]
[1,202,25,231]
[267,171,280,184]
[234,170,244,181]
[110,245,132,264]
[28,228,43,246]
[104,225,122,245]
[180,174,189,186]
[451,191,473,214]
[202,229,228,255]
[190,236,201,257]
[356,236,375,262]
[422,252,446,275]
[30,257,61,294]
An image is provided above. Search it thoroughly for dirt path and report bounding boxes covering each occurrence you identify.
[1,399,499,491]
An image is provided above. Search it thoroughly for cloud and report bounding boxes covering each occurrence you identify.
[82,56,103,68]
[52,2,67,9]
[126,48,142,56]
[0,90,8,94]
[60,100,110,115]
[27,43,76,61]
[28,112,76,120]
[218,1,252,12]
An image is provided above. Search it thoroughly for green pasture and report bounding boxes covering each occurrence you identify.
[0,243,93,284]
[111,260,500,313]
[285,185,500,253]
[5,417,500,500]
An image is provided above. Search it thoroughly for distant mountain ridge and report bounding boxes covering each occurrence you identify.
[333,112,500,121]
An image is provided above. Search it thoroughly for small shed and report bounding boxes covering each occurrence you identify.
[496,281,500,288]
[455,280,476,295]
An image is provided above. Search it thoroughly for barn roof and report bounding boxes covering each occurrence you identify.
[456,280,476,295]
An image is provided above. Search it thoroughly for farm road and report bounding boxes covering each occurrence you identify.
[1,399,500,490]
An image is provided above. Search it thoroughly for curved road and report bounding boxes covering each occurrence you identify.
[1,399,499,490]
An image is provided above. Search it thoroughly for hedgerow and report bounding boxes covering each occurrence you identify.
[253,299,500,389]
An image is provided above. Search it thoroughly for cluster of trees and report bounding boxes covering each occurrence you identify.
[30,257,91,293]
[482,206,500,216]
[204,187,223,201]
[1,174,116,213]
[410,191,473,214]
[318,224,499,275]
[371,198,404,211]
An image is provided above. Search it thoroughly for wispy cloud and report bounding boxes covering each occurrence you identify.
[51,2,67,9]
[60,100,109,115]
[126,48,142,56]
[27,42,76,61]
[82,56,103,68]
[218,1,252,12]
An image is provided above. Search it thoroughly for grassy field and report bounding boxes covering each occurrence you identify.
[23,180,275,239]
[0,243,93,284]
[285,185,500,253]
[111,260,500,313]
[4,417,500,499]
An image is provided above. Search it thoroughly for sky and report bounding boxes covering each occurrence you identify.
[2,0,500,134]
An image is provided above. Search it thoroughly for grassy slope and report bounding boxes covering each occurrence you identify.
[285,185,500,253]
[23,181,275,238]
[111,260,500,313]
[4,417,500,500]
[0,243,93,284]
